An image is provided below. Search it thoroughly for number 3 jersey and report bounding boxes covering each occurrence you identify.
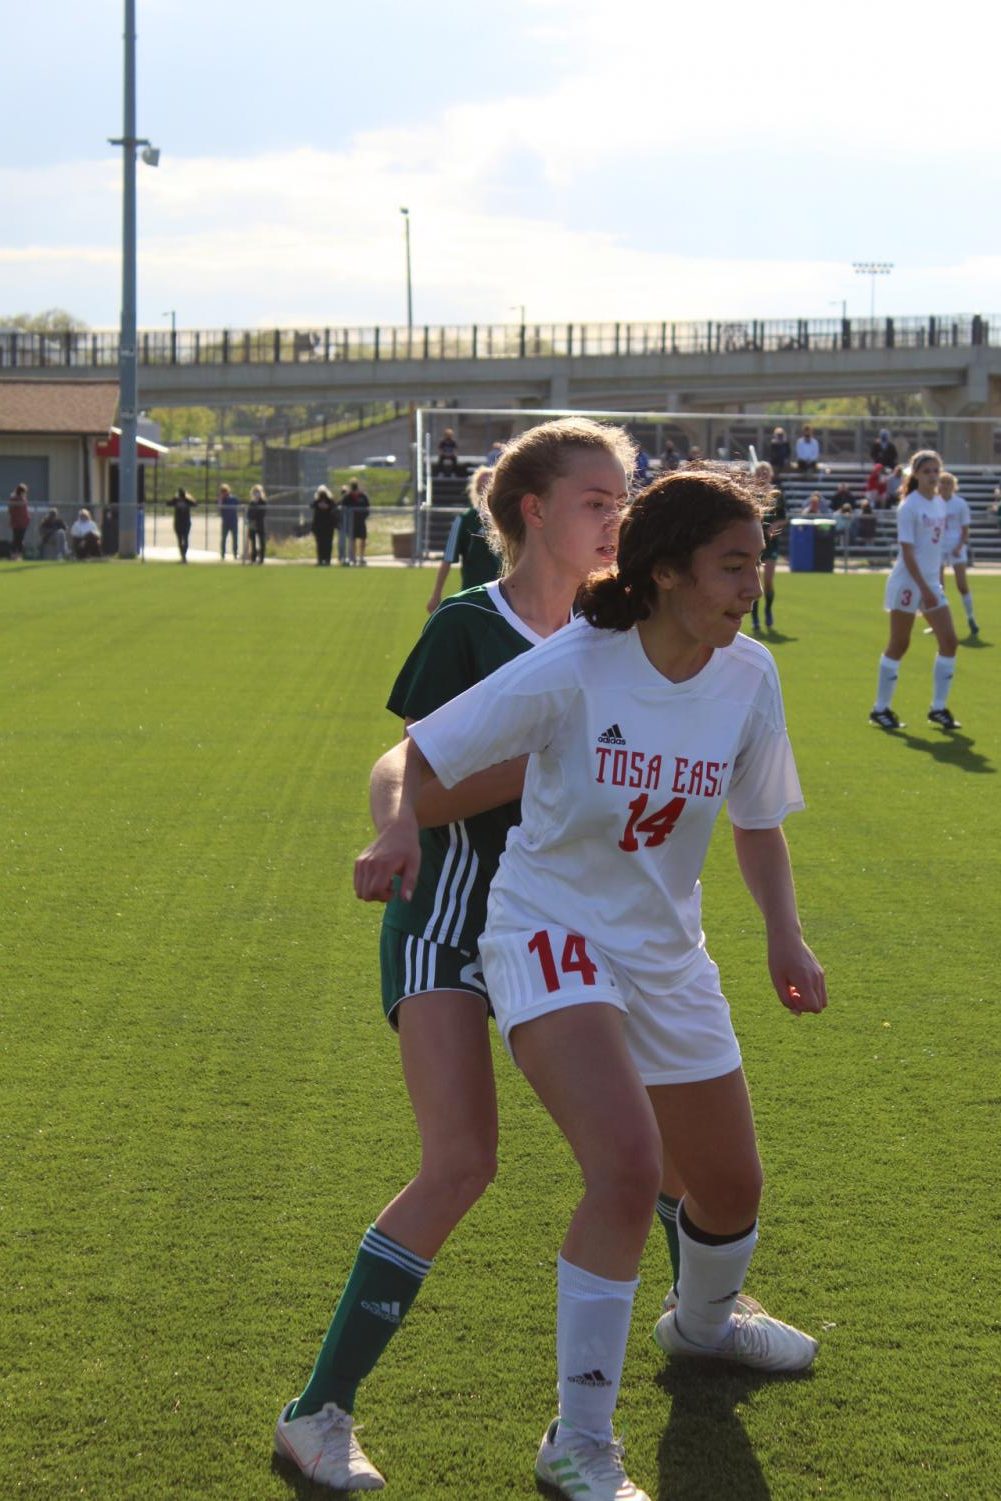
[409,618,804,993]
[890,491,946,584]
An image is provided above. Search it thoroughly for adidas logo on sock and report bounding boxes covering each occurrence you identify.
[567,1369,612,1387]
[361,1300,401,1323]
[597,723,626,745]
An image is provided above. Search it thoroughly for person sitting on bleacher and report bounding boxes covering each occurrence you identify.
[69,509,102,560]
[864,463,888,508]
[884,464,904,506]
[434,428,460,477]
[831,480,856,510]
[854,498,878,551]
[39,508,68,560]
[800,492,831,516]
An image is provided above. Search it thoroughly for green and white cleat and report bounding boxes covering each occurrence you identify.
[535,1419,649,1501]
[274,1400,385,1490]
[654,1308,818,1372]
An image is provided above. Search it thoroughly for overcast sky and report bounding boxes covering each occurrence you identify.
[3,0,998,331]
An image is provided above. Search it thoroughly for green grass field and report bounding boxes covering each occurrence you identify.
[1,563,998,1500]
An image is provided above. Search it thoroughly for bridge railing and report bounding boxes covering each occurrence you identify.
[0,315,996,371]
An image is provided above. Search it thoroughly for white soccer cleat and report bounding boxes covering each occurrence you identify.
[535,1419,649,1501]
[274,1400,385,1490]
[654,1307,818,1372]
[662,1285,765,1317]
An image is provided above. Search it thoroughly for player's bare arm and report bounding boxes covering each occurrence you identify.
[731,824,827,1015]
[355,738,432,903]
[370,739,528,828]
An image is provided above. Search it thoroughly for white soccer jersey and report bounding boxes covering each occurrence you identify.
[409,619,803,993]
[942,493,970,553]
[891,491,946,583]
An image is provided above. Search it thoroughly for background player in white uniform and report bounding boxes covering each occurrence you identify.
[360,469,827,1501]
[870,450,960,731]
[274,419,635,1493]
[937,471,978,636]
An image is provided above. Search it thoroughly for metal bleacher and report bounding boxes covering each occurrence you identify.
[776,465,1001,566]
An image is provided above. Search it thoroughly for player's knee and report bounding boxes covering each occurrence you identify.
[423,1143,497,1213]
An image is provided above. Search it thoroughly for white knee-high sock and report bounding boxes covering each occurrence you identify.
[875,654,899,712]
[932,655,956,711]
[556,1255,638,1444]
[675,1206,758,1348]
[960,591,975,622]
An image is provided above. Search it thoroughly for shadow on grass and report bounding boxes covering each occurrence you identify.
[654,1359,813,1500]
[895,730,995,774]
[958,635,992,650]
[750,630,798,648]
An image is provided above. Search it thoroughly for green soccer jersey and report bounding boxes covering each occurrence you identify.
[383,581,542,952]
[444,506,500,590]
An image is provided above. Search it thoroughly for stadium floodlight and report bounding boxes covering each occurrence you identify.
[108,0,161,558]
[400,208,413,344]
[852,262,894,320]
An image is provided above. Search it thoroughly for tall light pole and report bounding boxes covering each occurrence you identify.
[109,0,159,558]
[510,304,526,325]
[162,309,176,335]
[399,207,413,344]
[852,262,893,320]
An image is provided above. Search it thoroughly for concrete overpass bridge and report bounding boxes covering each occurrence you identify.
[4,313,1001,458]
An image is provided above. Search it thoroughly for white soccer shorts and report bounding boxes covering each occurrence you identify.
[883,572,947,614]
[479,924,742,1086]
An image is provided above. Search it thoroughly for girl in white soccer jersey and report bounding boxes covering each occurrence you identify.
[274,418,636,1492]
[365,469,827,1501]
[870,449,961,731]
[938,470,979,636]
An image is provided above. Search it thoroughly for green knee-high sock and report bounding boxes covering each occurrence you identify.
[293,1225,431,1418]
[655,1194,681,1291]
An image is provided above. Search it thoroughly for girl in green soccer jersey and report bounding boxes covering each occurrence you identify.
[748,459,786,634]
[274,418,636,1492]
[362,469,827,1501]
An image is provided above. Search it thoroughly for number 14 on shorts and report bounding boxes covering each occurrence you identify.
[528,930,600,993]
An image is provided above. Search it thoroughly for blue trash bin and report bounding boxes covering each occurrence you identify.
[788,518,815,572]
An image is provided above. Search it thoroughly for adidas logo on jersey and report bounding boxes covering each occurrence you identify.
[567,1369,612,1387]
[597,723,626,745]
[361,1300,402,1324]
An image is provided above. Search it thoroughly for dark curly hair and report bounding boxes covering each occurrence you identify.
[580,466,765,631]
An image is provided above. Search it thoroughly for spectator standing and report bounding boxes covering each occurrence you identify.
[870,429,898,469]
[246,485,267,564]
[794,424,820,472]
[69,508,102,559]
[311,485,340,567]
[767,426,791,474]
[7,482,30,558]
[166,488,197,563]
[39,508,68,560]
[342,479,370,566]
[218,483,240,560]
[426,466,499,612]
